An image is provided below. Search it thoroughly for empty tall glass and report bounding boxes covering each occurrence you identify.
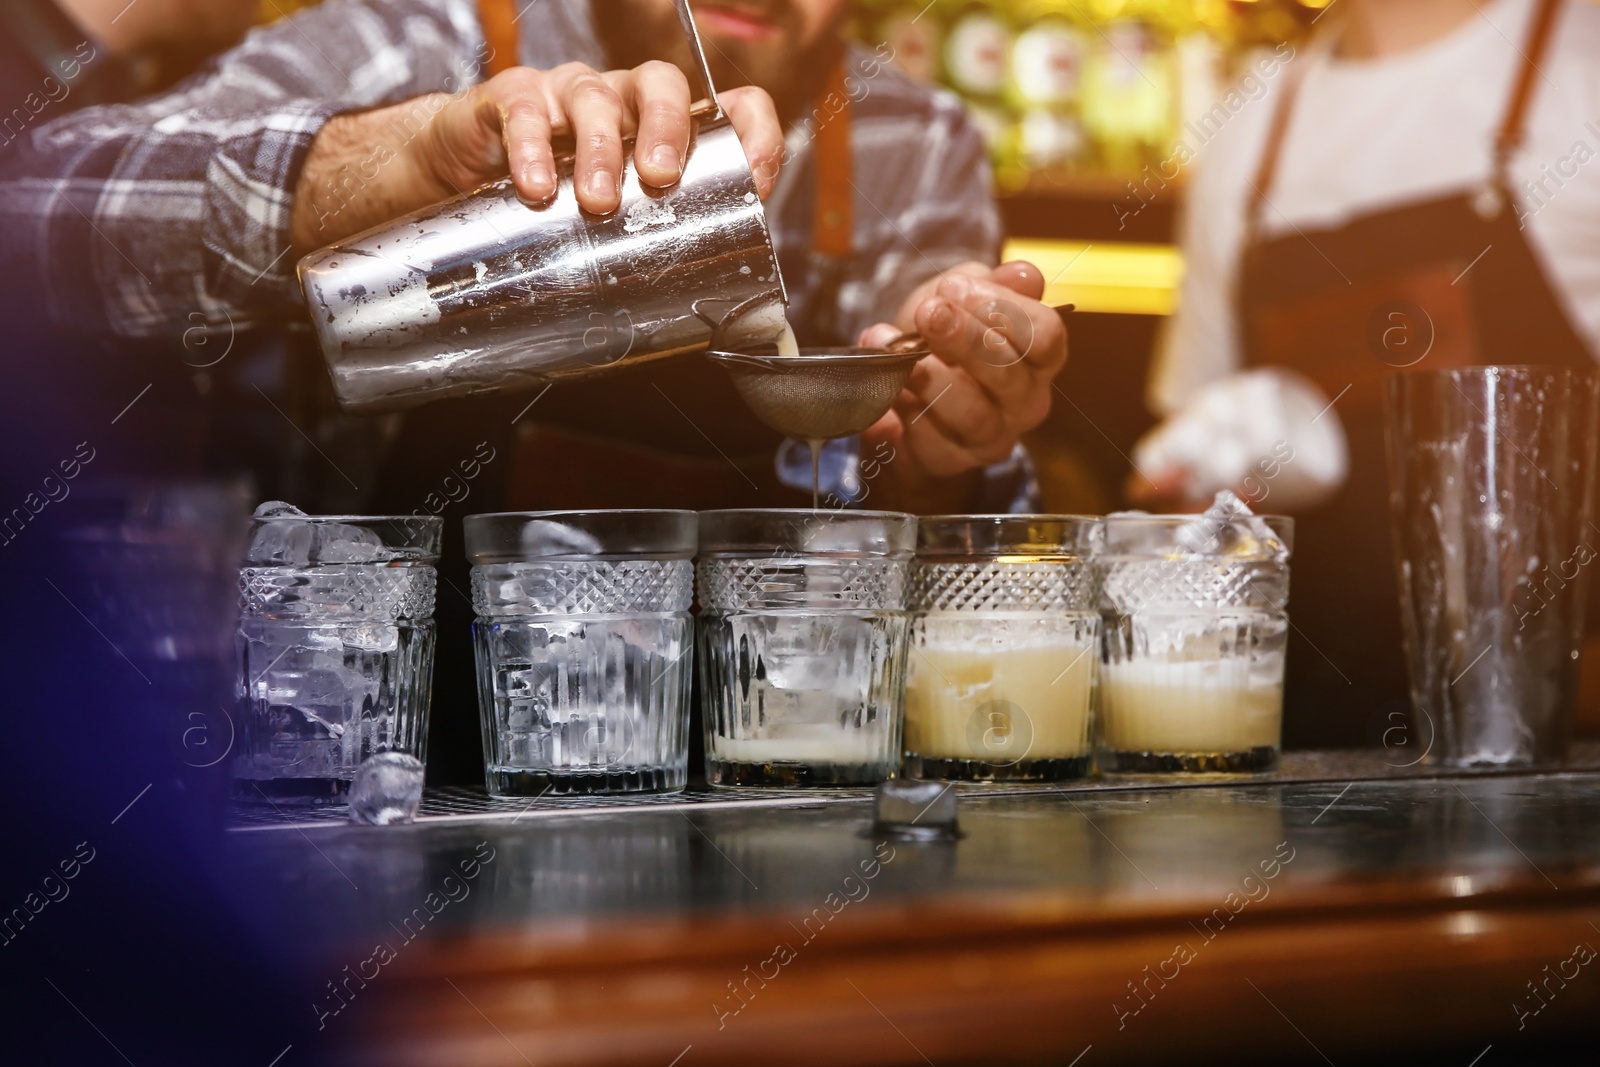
[1386,366,1600,766]
[234,508,440,805]
[467,511,696,795]
[698,509,914,787]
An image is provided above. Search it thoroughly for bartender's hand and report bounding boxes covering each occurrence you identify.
[859,261,1067,513]
[291,64,783,252]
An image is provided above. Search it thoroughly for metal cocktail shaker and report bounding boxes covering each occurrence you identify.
[296,0,786,414]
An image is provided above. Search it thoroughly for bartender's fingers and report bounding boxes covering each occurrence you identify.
[889,389,1017,477]
[915,274,1065,415]
[858,322,902,349]
[544,62,627,213]
[913,298,1042,422]
[934,271,1067,376]
[422,71,554,202]
[990,259,1047,301]
[616,61,692,189]
[897,356,1011,450]
[722,86,785,199]
[497,84,558,202]
[861,309,1043,437]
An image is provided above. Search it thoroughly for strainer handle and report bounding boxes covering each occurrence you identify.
[674,0,725,126]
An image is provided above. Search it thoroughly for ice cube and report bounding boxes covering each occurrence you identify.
[343,621,399,653]
[312,522,386,563]
[294,703,347,738]
[249,517,315,566]
[301,626,346,652]
[348,751,425,826]
[254,500,308,518]
[1173,490,1287,561]
[519,519,605,557]
[874,779,959,839]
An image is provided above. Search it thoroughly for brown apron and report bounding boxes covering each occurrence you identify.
[478,1,859,510]
[1235,0,1593,746]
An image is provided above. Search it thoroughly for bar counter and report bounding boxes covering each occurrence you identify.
[227,747,1600,1065]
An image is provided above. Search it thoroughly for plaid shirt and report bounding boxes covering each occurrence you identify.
[0,0,999,341]
[0,0,1032,509]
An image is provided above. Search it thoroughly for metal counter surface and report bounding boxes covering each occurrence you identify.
[218,748,1600,1067]
[224,749,1600,943]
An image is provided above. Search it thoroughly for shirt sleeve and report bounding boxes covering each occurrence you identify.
[0,0,484,340]
[833,87,1003,341]
[1147,157,1246,417]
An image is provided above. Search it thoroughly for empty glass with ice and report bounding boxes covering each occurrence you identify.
[698,509,914,787]
[233,504,440,805]
[467,511,696,796]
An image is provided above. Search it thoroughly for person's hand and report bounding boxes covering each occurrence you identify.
[858,260,1067,512]
[292,63,783,252]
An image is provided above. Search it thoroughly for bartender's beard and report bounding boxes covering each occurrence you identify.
[592,0,846,125]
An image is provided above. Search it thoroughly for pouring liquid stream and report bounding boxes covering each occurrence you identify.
[776,321,800,358]
[772,321,826,508]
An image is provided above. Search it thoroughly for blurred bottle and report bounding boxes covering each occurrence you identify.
[940,0,1016,156]
[1079,6,1176,176]
[859,0,945,84]
[1003,0,1091,180]
[846,0,1311,188]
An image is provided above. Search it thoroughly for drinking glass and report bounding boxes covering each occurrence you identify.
[698,509,914,787]
[234,513,441,805]
[1098,512,1293,773]
[467,510,696,795]
[1386,366,1600,766]
[905,515,1101,781]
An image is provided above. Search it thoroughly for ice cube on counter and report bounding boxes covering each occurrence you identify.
[873,779,960,840]
[348,751,425,826]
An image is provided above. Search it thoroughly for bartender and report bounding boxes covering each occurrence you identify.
[0,0,1065,517]
[1141,0,1600,746]
[0,0,1066,780]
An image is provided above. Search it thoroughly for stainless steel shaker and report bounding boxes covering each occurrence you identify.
[297,0,787,414]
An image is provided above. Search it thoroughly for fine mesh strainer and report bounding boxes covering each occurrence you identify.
[706,344,928,440]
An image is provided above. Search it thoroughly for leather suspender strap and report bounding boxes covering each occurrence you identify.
[477,0,520,77]
[1493,0,1563,180]
[812,61,854,261]
[1245,0,1563,243]
[1242,42,1311,244]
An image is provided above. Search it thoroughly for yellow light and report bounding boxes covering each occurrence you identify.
[1001,238,1185,317]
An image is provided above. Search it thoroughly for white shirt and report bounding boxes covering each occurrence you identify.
[1152,0,1600,415]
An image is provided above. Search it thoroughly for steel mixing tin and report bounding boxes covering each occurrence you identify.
[296,0,786,414]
